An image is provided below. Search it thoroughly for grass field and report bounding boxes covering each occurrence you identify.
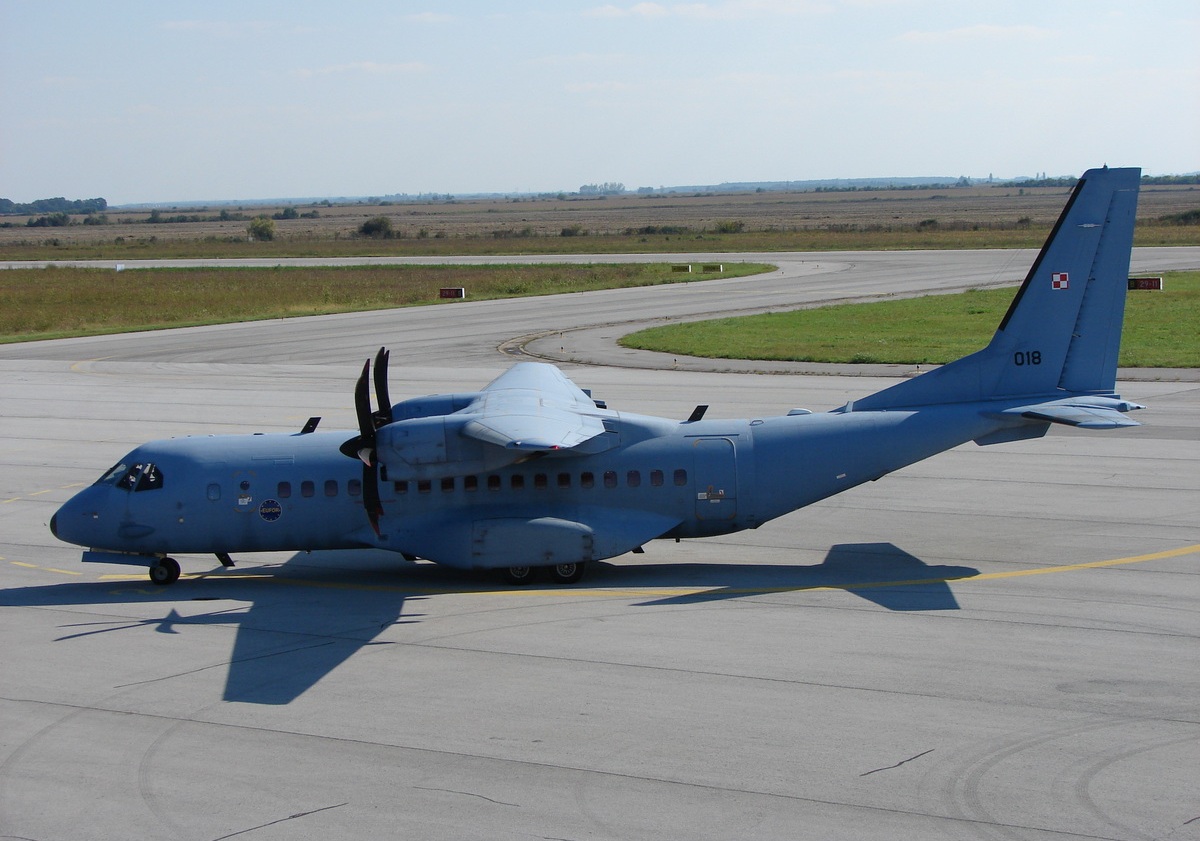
[0,263,769,343]
[3,182,1197,259]
[621,271,1200,368]
[3,184,1196,365]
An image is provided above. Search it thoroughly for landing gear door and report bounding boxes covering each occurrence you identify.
[693,437,737,520]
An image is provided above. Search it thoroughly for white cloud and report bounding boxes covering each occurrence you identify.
[294,62,428,79]
[897,24,1053,45]
[585,3,670,18]
[160,19,315,38]
[564,80,635,94]
[405,12,455,24]
[585,0,827,19]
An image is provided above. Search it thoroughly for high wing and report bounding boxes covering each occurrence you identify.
[360,359,614,487]
[459,363,608,451]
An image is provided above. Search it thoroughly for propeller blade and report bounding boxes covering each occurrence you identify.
[362,461,383,536]
[373,347,393,427]
[353,359,375,448]
[340,355,386,532]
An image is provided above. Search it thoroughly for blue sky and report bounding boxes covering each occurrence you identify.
[3,1,1197,204]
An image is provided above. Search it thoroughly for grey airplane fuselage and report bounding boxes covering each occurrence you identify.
[52,401,1015,567]
[50,167,1147,584]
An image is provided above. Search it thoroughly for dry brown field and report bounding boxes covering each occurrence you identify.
[2,182,1197,256]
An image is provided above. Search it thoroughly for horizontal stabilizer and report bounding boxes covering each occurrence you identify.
[993,396,1144,430]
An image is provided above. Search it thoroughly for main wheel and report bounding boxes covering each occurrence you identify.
[502,565,536,585]
[547,562,586,584]
[149,557,181,586]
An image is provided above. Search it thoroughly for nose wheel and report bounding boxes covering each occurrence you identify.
[149,557,181,585]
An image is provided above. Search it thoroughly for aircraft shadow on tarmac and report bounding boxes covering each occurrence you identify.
[3,543,975,705]
[608,542,979,610]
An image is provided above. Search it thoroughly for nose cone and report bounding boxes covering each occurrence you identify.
[50,486,105,548]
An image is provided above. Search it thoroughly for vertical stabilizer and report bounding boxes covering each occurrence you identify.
[851,166,1140,411]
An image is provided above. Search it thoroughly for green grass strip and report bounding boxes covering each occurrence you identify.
[0,262,770,343]
[622,271,1199,368]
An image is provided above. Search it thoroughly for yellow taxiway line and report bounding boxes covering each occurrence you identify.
[10,543,1198,597]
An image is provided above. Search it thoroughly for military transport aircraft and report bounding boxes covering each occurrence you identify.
[51,166,1144,587]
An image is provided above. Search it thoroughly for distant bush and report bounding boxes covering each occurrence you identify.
[26,212,70,227]
[491,227,534,239]
[1159,208,1200,225]
[560,224,586,237]
[247,216,276,241]
[358,216,394,238]
[626,225,691,236]
[713,220,745,234]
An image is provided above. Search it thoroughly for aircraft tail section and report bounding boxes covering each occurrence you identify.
[849,166,1141,412]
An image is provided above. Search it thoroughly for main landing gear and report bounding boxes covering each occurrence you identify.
[502,562,587,585]
[149,556,181,586]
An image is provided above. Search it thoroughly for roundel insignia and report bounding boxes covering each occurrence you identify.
[259,499,283,522]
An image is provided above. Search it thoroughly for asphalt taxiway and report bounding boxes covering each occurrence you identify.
[1,249,1197,840]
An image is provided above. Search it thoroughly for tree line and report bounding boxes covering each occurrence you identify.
[0,196,107,215]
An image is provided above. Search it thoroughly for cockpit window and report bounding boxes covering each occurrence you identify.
[134,464,163,491]
[97,463,129,486]
[98,462,164,492]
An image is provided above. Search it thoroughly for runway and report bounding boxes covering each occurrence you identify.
[1,249,1198,840]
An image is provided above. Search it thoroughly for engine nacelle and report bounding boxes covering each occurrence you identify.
[391,392,481,421]
[375,415,522,481]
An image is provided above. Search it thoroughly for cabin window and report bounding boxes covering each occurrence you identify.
[487,475,501,491]
[464,475,478,492]
[301,480,315,498]
[277,481,292,498]
[650,470,664,487]
[581,472,594,489]
[673,469,688,486]
[603,470,618,489]
[557,472,571,489]
[207,483,221,501]
[348,479,362,497]
[441,477,455,492]
[417,479,432,494]
[627,470,641,488]
[511,474,525,491]
[324,479,339,497]
[533,473,548,490]
[394,481,408,495]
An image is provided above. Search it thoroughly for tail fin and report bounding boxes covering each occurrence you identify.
[852,166,1141,411]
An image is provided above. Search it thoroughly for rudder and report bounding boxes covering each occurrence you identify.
[851,166,1141,411]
